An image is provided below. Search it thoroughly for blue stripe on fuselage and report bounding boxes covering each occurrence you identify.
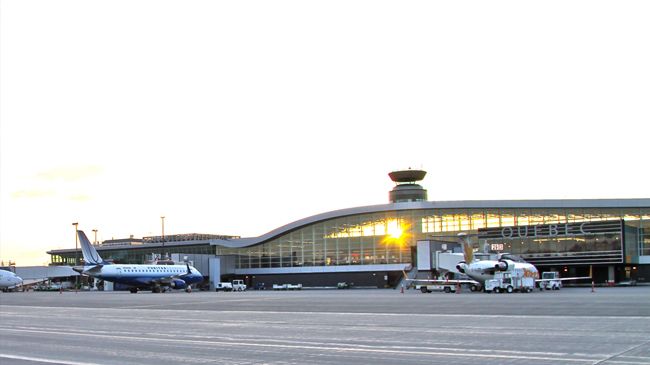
[89,266,203,288]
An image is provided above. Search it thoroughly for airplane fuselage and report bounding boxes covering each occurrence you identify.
[82,264,203,289]
[459,260,539,286]
[0,270,23,290]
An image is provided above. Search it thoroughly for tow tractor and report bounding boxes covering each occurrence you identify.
[415,278,459,294]
[538,271,562,290]
[484,272,534,293]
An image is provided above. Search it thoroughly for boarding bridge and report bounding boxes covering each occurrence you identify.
[415,240,465,277]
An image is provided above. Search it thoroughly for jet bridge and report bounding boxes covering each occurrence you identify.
[416,240,465,274]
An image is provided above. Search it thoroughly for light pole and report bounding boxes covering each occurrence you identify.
[92,229,98,246]
[161,216,165,260]
[72,223,79,288]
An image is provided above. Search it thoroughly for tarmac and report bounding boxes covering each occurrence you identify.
[1,286,649,364]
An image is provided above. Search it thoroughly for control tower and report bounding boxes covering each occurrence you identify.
[388,169,428,203]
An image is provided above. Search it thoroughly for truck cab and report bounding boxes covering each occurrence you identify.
[539,271,562,290]
[485,272,534,293]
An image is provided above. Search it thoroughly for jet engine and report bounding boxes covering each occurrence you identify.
[170,279,187,289]
[494,260,510,271]
[456,261,466,273]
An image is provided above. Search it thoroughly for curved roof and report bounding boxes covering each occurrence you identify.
[210,198,650,249]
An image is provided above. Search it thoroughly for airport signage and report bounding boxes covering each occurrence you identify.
[478,220,623,239]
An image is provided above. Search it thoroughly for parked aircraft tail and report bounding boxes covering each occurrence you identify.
[77,230,111,266]
[457,233,475,264]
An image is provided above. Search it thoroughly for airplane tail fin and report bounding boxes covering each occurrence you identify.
[77,230,111,266]
[457,233,475,264]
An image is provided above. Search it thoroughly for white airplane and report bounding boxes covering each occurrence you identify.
[0,270,23,292]
[405,233,591,292]
[73,230,204,293]
[453,233,591,291]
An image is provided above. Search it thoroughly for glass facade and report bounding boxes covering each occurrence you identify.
[216,207,650,269]
[49,205,650,268]
[51,244,214,265]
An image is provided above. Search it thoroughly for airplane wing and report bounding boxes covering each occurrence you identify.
[536,276,592,282]
[147,264,193,286]
[148,274,183,286]
[405,278,479,285]
[402,270,479,285]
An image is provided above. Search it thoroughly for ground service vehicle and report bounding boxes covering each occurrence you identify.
[416,283,458,293]
[215,280,247,292]
[215,282,233,292]
[484,272,534,293]
[232,280,247,291]
[538,271,562,290]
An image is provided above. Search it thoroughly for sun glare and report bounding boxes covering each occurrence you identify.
[382,223,411,246]
[387,227,404,240]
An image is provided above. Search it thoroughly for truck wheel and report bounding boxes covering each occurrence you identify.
[506,286,513,293]
[444,287,451,293]
[470,285,479,292]
[494,287,501,293]
[420,287,428,294]
[238,287,242,292]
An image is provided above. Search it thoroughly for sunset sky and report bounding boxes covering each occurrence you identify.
[2,1,648,266]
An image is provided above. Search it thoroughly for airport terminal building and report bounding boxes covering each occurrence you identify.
[48,170,650,289]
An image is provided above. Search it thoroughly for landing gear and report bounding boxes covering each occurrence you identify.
[129,287,138,294]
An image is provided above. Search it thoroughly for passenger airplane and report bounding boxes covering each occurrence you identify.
[0,270,23,292]
[406,233,590,292]
[73,230,204,293]
[454,233,591,291]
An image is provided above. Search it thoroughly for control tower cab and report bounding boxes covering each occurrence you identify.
[388,169,428,203]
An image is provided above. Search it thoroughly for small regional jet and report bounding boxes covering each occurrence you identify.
[405,233,591,292]
[73,230,203,293]
[0,270,23,292]
[454,233,591,291]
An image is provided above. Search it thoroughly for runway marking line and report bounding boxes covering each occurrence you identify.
[0,327,631,363]
[0,353,102,365]
[3,305,650,320]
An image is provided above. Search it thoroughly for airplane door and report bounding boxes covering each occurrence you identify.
[116,268,122,278]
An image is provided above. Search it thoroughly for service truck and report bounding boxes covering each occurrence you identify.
[215,282,233,292]
[215,280,247,292]
[231,280,247,292]
[414,277,461,294]
[484,272,534,293]
[538,271,562,290]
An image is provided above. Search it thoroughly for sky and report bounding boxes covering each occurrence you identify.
[1,1,649,267]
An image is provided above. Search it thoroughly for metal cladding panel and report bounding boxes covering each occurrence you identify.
[208,258,220,290]
[416,241,431,270]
